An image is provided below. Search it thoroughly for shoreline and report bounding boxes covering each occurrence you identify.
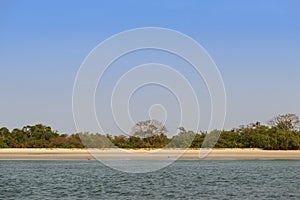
[0,148,300,160]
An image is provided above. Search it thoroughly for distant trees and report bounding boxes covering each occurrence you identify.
[21,124,59,147]
[128,120,169,147]
[167,127,196,148]
[268,113,300,131]
[78,133,114,148]
[131,119,167,138]
[0,127,10,148]
[0,124,84,148]
[0,114,299,149]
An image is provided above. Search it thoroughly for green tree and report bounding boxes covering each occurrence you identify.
[167,127,195,148]
[0,127,10,147]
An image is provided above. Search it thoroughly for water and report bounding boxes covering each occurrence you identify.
[0,160,299,199]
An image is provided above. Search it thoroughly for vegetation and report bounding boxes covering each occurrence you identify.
[0,114,300,150]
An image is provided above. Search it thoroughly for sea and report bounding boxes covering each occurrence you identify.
[0,160,299,199]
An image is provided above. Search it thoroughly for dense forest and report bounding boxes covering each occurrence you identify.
[0,114,299,150]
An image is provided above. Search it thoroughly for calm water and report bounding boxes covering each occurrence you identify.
[0,160,299,199]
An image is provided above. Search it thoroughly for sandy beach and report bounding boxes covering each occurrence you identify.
[0,148,299,160]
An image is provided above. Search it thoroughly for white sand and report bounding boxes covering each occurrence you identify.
[0,148,299,160]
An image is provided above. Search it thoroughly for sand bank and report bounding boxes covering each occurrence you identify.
[0,148,299,160]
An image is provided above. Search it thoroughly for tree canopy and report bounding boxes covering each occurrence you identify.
[131,119,168,138]
[268,113,300,131]
[0,114,300,149]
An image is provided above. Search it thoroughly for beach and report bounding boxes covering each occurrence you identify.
[0,148,299,160]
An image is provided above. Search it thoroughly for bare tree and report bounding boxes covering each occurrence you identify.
[131,120,167,138]
[268,114,300,131]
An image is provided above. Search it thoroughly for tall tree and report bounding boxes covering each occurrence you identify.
[0,127,10,147]
[268,114,300,131]
[131,120,167,138]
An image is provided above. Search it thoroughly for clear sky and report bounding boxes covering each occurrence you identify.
[1,0,300,134]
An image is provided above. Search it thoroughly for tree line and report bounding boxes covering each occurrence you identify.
[0,114,300,150]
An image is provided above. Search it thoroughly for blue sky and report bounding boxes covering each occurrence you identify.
[0,0,300,134]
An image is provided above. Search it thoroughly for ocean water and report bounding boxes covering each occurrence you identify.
[0,160,299,199]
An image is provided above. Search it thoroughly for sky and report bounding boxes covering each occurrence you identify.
[0,0,300,135]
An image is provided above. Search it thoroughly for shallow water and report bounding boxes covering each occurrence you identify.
[0,160,299,199]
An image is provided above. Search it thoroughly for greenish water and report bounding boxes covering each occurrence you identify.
[0,160,299,199]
